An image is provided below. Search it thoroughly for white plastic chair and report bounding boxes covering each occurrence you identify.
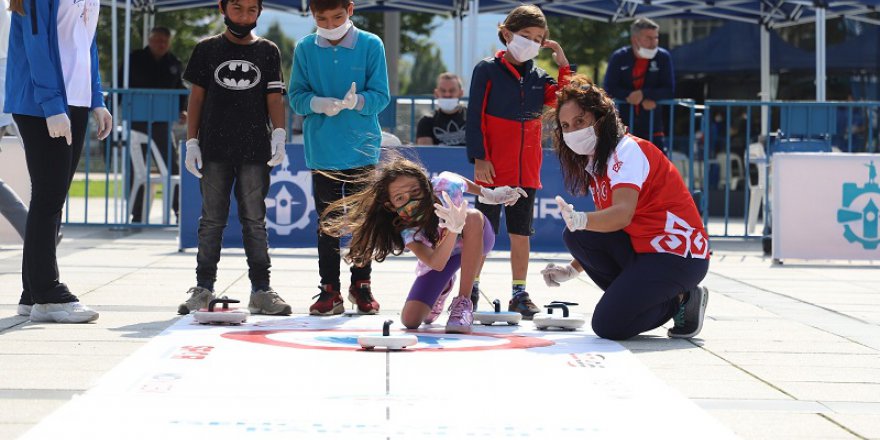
[715,151,745,190]
[381,131,403,147]
[747,142,767,233]
[128,130,179,223]
[670,151,703,189]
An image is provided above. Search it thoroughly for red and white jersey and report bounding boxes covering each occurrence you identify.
[587,135,710,259]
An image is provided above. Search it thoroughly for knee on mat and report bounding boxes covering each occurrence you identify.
[400,309,424,330]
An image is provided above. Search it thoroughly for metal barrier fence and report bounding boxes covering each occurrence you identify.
[57,89,880,240]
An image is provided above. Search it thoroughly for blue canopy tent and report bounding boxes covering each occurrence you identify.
[105,0,880,101]
[475,0,880,101]
[671,21,815,74]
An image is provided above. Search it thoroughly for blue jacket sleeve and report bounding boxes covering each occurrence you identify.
[21,0,66,117]
[357,37,390,116]
[603,50,631,100]
[90,35,105,109]
[465,62,489,161]
[642,51,675,101]
[288,43,316,116]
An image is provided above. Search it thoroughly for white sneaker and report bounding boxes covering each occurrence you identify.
[30,302,99,323]
[17,304,32,316]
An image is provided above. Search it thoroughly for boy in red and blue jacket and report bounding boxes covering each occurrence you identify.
[465,4,570,318]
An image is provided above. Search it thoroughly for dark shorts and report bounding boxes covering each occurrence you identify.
[475,187,537,237]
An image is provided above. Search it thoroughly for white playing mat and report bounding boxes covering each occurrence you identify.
[21,314,736,439]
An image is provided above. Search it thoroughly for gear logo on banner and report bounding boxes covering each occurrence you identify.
[265,155,315,236]
[837,160,880,250]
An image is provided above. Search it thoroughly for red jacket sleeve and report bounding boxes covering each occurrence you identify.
[543,64,573,107]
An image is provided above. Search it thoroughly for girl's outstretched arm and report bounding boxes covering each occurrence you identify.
[406,233,458,272]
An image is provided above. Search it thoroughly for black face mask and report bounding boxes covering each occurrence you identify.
[224,15,257,39]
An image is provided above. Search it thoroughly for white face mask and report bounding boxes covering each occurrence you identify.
[507,33,541,63]
[436,98,459,113]
[563,125,598,156]
[636,46,658,59]
[316,19,352,41]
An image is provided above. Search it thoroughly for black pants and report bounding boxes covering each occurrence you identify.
[14,107,89,305]
[129,121,179,222]
[562,228,709,340]
[475,187,537,236]
[196,160,271,289]
[311,168,373,291]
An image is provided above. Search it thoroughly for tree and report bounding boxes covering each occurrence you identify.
[97,7,220,88]
[352,12,440,54]
[401,42,447,95]
[537,17,628,83]
[261,21,297,83]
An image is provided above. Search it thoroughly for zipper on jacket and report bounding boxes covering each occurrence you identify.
[519,77,525,187]
[30,0,37,34]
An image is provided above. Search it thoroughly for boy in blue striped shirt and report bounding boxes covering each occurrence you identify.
[289,0,390,316]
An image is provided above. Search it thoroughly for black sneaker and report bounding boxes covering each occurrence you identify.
[508,292,540,320]
[668,286,709,338]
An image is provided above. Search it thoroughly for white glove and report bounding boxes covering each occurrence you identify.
[92,107,113,140]
[541,263,579,287]
[434,191,468,234]
[479,186,528,206]
[46,113,72,145]
[268,128,286,166]
[310,96,343,116]
[185,138,203,179]
[555,195,588,231]
[339,82,358,111]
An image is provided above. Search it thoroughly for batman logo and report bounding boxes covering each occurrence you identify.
[214,60,261,91]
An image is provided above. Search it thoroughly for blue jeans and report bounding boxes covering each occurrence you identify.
[562,229,709,340]
[196,160,271,289]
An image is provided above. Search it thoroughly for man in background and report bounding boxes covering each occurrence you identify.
[604,17,675,152]
[122,26,187,223]
[416,72,466,146]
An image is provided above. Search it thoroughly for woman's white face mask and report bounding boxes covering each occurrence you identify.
[507,33,541,62]
[563,125,598,156]
[316,19,352,41]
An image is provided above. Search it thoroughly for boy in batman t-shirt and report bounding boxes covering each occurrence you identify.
[177,0,292,317]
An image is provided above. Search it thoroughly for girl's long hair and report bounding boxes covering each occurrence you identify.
[9,0,24,15]
[320,153,440,268]
[545,74,626,196]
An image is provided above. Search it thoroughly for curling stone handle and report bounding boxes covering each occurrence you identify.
[544,303,570,317]
[383,320,394,336]
[550,301,579,306]
[493,299,501,313]
[207,297,240,312]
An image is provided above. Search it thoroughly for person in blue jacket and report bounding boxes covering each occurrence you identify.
[5,0,112,322]
[289,0,390,316]
[603,17,674,152]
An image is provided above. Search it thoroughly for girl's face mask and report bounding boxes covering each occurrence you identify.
[395,198,423,222]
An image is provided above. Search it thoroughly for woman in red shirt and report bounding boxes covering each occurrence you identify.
[541,75,710,340]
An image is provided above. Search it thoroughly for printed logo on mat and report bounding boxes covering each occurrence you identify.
[221,329,553,352]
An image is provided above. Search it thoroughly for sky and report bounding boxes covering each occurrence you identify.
[255,11,509,74]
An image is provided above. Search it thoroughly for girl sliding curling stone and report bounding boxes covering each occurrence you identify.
[321,155,526,334]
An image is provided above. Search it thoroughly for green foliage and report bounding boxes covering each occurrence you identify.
[97,7,221,89]
[352,12,440,54]
[537,16,628,83]
[261,20,297,83]
[401,43,447,95]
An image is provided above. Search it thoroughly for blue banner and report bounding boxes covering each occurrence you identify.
[179,144,594,252]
